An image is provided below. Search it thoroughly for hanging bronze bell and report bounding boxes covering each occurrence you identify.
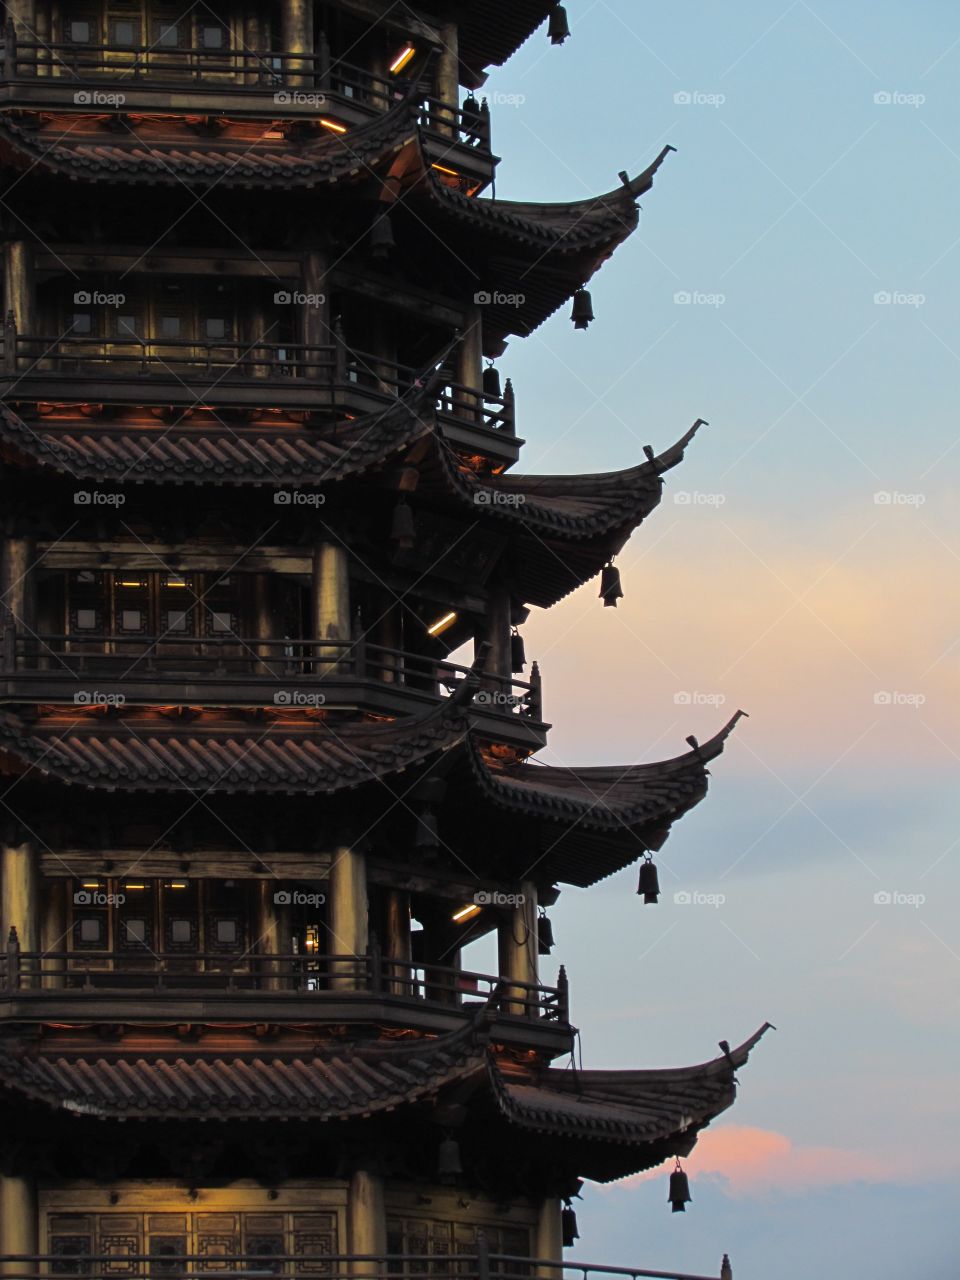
[571,287,594,329]
[561,1201,579,1246]
[415,806,439,850]
[637,857,660,904]
[537,910,555,954]
[369,211,396,261]
[483,363,502,398]
[511,629,526,673]
[438,1135,463,1181]
[669,1161,692,1213]
[549,4,571,45]
[391,498,415,550]
[599,562,623,607]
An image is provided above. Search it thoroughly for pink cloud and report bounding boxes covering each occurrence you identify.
[615,1126,894,1196]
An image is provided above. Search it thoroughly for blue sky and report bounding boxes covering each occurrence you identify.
[464,3,960,1277]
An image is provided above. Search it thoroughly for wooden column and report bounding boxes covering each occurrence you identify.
[346,1168,386,1277]
[244,289,271,378]
[1,535,36,636]
[497,879,538,1016]
[250,573,274,667]
[1,839,38,988]
[480,587,511,694]
[3,240,35,335]
[282,0,314,86]
[301,249,330,374]
[254,880,283,990]
[454,304,482,420]
[435,20,459,136]
[312,541,349,671]
[244,7,262,85]
[535,1198,563,1274]
[329,845,368,989]
[384,889,411,994]
[40,878,67,989]
[0,1174,38,1277]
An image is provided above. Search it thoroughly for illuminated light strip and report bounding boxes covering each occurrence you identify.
[431,163,460,178]
[452,903,482,923]
[427,611,457,636]
[319,118,348,134]
[389,45,416,74]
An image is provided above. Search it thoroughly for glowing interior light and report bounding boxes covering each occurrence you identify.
[431,163,460,178]
[389,45,416,74]
[319,118,348,134]
[452,903,482,923]
[427,611,457,636]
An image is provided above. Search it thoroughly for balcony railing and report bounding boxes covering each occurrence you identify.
[0,328,517,438]
[1,632,542,720]
[0,1251,734,1280]
[0,31,492,153]
[1,935,569,1024]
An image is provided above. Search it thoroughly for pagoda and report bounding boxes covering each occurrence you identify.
[0,4,769,1279]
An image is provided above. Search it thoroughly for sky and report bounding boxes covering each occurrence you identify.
[461,3,960,1277]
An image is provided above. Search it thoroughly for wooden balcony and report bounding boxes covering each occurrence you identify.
[0,1250,734,1280]
[0,632,547,750]
[0,330,521,468]
[0,935,570,1052]
[0,30,496,188]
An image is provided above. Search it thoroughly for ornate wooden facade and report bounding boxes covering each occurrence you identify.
[0,4,767,1279]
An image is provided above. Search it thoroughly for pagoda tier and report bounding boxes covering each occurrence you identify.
[0,1019,771,1185]
[0,696,744,887]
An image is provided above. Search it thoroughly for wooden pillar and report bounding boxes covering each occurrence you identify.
[1,839,37,989]
[435,20,459,136]
[329,845,367,989]
[384,889,411,994]
[250,573,274,667]
[1,535,36,634]
[480,587,511,694]
[254,880,283,990]
[312,541,349,671]
[535,1198,563,1274]
[346,1168,386,1277]
[40,878,67,989]
[3,240,35,335]
[497,880,537,1016]
[301,249,330,374]
[243,7,261,85]
[0,1174,38,1276]
[244,290,271,378]
[454,304,482,420]
[282,0,314,85]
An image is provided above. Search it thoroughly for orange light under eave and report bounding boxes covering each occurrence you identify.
[431,164,459,178]
[320,118,348,134]
[389,45,416,74]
